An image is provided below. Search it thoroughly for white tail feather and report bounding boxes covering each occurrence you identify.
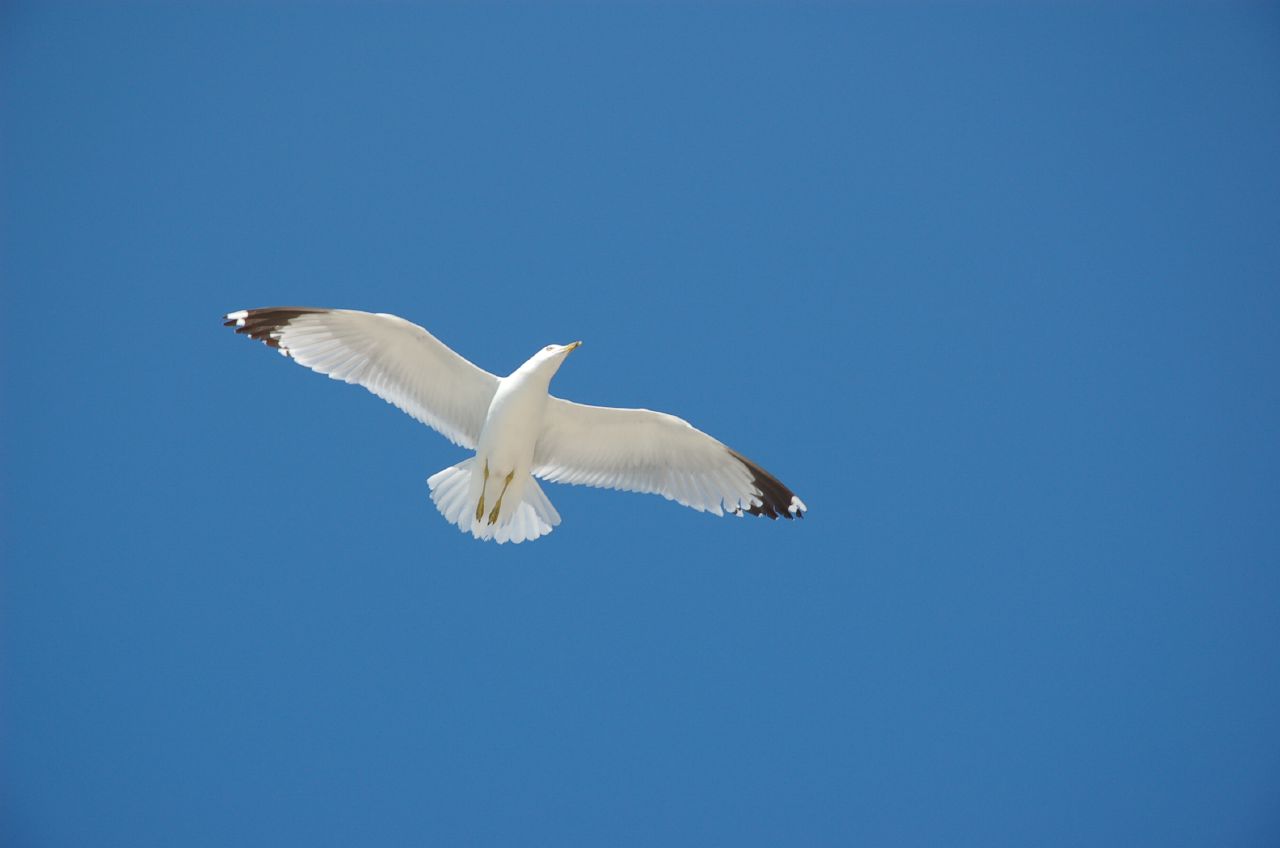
[427,458,561,544]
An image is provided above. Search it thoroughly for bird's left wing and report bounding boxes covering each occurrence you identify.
[532,397,806,519]
[225,307,499,449]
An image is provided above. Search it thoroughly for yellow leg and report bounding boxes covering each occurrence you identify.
[488,471,515,525]
[475,460,489,522]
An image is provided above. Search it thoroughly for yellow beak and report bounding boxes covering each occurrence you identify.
[565,341,583,353]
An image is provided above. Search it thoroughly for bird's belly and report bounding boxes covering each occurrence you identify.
[476,380,547,475]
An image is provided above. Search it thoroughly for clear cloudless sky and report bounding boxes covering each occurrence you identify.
[3,2,1279,846]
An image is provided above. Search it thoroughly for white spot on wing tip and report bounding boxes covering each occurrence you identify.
[789,496,807,514]
[226,309,248,324]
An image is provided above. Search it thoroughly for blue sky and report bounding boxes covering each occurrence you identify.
[4,3,1279,846]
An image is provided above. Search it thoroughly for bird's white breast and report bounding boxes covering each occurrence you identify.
[476,369,551,474]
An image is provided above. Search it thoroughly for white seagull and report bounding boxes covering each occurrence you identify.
[224,307,807,544]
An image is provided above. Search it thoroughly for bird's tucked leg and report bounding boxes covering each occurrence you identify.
[488,471,515,525]
[475,460,490,523]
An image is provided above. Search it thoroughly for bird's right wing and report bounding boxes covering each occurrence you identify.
[225,307,499,449]
[532,398,806,519]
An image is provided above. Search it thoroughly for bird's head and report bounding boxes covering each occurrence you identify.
[523,340,582,378]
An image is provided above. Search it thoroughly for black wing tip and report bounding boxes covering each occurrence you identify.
[223,307,329,348]
[728,449,807,521]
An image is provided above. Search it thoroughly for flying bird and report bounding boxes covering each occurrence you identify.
[224,308,807,544]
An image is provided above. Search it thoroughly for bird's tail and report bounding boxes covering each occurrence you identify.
[427,458,561,544]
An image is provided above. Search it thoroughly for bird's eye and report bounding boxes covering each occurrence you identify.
[545,345,555,352]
